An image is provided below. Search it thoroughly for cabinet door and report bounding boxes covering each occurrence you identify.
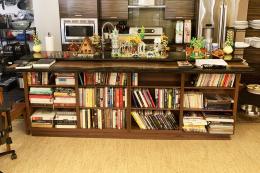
[165,0,195,19]
[59,0,98,18]
[100,0,128,20]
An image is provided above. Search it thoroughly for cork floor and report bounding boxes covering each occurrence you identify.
[1,119,260,173]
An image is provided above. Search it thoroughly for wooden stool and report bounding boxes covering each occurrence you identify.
[0,105,17,160]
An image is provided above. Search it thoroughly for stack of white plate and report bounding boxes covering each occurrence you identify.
[234,21,248,29]
[244,37,260,48]
[249,20,260,29]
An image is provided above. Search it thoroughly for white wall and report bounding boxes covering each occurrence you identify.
[33,0,62,51]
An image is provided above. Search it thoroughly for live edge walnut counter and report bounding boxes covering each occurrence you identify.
[15,60,253,140]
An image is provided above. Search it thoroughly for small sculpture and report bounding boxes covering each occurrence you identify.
[78,37,96,55]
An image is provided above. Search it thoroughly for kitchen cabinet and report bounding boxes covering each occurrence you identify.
[59,0,98,18]
[165,0,195,19]
[100,0,128,20]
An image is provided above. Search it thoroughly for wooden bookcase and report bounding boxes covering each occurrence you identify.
[19,60,252,140]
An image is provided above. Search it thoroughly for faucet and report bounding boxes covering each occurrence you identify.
[101,22,115,53]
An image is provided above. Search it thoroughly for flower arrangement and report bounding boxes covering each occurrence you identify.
[32,32,42,53]
[128,35,142,47]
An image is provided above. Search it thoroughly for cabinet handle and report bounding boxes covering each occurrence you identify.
[109,16,118,19]
[74,14,83,17]
[175,17,184,19]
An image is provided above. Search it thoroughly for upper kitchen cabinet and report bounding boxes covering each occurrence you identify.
[100,0,128,20]
[59,0,98,18]
[165,0,195,19]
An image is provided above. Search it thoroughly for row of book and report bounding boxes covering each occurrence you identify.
[55,73,76,85]
[184,92,204,109]
[80,109,126,129]
[182,112,234,134]
[131,110,178,130]
[79,72,127,86]
[29,87,76,106]
[184,92,233,109]
[27,72,51,85]
[79,87,127,108]
[31,109,77,128]
[132,89,180,109]
[195,74,236,87]
[183,112,207,133]
[27,72,75,86]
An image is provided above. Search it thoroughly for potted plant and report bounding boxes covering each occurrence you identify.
[189,37,206,59]
[223,30,234,55]
[32,32,42,53]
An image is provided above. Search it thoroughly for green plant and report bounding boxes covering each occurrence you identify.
[33,32,41,45]
[190,37,205,49]
[225,30,234,47]
[138,26,145,40]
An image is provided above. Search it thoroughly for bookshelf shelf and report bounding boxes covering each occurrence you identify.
[183,108,233,112]
[131,108,179,111]
[19,60,251,140]
[184,87,235,90]
[28,84,76,88]
[80,107,127,110]
[30,104,77,109]
[131,86,181,89]
[79,85,127,88]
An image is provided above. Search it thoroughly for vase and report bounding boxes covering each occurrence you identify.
[33,44,42,53]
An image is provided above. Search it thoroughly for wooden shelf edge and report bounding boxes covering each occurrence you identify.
[30,127,231,140]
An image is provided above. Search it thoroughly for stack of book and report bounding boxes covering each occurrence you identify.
[203,112,234,134]
[131,110,178,130]
[195,74,236,87]
[27,72,50,85]
[182,112,207,133]
[29,87,53,104]
[54,111,77,128]
[204,93,233,110]
[79,87,127,108]
[132,73,138,86]
[31,109,56,128]
[79,72,127,86]
[33,59,56,69]
[55,73,75,85]
[80,109,126,129]
[184,92,204,109]
[132,89,180,109]
[53,88,76,106]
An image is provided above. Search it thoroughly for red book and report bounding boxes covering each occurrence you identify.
[115,88,119,108]
[146,89,156,108]
[142,89,151,107]
[119,88,123,108]
[29,94,53,99]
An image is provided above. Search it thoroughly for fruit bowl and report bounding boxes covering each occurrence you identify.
[11,20,31,30]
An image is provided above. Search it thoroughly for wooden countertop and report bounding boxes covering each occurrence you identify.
[9,60,254,74]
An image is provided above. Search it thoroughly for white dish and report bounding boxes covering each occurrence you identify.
[251,26,260,29]
[234,21,248,24]
[244,37,259,44]
[235,42,250,48]
[234,25,248,29]
[251,40,260,48]
[249,20,260,24]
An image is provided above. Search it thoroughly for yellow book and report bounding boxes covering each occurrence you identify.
[131,112,146,129]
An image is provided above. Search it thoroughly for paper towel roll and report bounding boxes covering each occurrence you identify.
[45,35,54,51]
